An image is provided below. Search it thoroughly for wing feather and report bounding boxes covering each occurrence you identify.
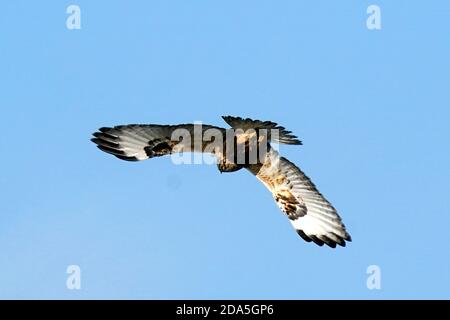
[91,124,225,161]
[247,149,351,248]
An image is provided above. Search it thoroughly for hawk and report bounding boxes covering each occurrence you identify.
[91,116,351,248]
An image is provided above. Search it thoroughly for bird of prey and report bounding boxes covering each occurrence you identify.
[91,116,351,248]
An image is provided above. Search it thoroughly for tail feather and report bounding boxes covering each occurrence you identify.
[222,116,302,145]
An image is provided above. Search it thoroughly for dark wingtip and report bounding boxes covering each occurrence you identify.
[287,139,303,146]
[309,235,325,247]
[99,127,112,133]
[321,235,338,248]
[115,155,140,162]
[91,137,119,149]
[96,145,126,156]
[296,230,312,242]
[327,241,337,249]
[296,230,351,248]
[222,115,242,123]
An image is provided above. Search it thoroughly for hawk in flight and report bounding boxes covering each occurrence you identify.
[91,116,351,248]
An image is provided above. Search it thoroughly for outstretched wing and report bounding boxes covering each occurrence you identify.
[247,149,351,248]
[91,124,225,161]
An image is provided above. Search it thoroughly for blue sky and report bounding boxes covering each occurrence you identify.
[1,0,449,299]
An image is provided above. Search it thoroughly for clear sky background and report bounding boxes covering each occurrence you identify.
[1,1,449,299]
